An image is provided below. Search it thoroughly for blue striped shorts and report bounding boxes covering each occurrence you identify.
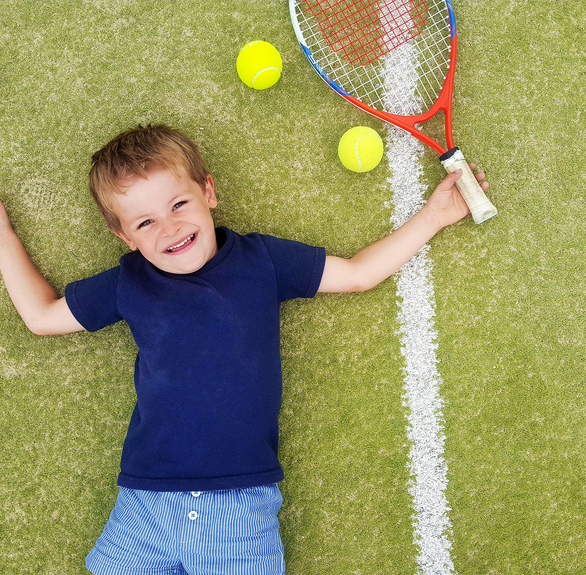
[86,484,285,575]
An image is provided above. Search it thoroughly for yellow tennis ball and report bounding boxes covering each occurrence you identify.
[338,127,384,173]
[237,41,282,90]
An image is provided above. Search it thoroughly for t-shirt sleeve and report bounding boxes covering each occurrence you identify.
[64,266,123,332]
[260,235,326,302]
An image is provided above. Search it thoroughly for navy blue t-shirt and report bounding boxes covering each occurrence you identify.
[65,227,326,491]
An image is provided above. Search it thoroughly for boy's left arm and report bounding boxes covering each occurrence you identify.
[318,166,488,294]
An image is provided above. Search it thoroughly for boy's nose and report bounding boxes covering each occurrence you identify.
[161,218,181,237]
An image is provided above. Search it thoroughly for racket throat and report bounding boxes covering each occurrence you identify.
[373,103,454,155]
[439,146,462,164]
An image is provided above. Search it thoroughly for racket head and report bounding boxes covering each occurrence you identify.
[290,1,455,115]
[290,0,456,152]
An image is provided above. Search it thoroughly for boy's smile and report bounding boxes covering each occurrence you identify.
[166,233,195,253]
[111,167,218,274]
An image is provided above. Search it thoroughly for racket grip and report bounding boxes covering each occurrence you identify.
[440,148,497,224]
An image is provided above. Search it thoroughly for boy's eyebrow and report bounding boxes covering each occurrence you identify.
[123,205,156,225]
[132,213,152,223]
[169,191,191,203]
[165,192,192,209]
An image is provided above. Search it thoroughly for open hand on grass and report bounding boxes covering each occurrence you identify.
[424,163,489,229]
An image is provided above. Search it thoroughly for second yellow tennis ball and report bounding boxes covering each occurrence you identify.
[237,41,282,90]
[338,127,384,173]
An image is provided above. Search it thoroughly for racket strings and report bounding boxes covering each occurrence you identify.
[301,0,429,65]
[295,0,452,115]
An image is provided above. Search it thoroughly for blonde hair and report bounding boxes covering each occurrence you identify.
[89,124,209,231]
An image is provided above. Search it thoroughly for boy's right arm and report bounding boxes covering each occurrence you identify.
[0,199,85,335]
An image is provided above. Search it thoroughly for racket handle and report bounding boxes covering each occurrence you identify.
[440,148,497,224]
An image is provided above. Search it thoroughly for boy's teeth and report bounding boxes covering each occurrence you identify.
[167,234,194,252]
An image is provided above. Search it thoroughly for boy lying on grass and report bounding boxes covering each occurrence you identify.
[0,124,488,575]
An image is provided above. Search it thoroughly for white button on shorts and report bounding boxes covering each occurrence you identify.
[191,491,201,498]
[188,510,199,520]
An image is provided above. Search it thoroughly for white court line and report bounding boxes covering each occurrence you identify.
[383,34,455,575]
[386,125,455,575]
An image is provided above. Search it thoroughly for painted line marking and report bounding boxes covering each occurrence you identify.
[386,125,455,575]
[381,22,455,570]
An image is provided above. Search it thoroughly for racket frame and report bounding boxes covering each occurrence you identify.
[290,0,457,155]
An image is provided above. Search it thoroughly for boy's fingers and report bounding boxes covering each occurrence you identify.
[443,169,462,187]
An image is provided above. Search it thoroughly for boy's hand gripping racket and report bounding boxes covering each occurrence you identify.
[290,0,497,224]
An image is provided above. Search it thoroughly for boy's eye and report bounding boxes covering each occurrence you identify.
[138,219,153,229]
[173,201,187,210]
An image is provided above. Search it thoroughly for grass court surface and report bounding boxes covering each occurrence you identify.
[0,1,585,573]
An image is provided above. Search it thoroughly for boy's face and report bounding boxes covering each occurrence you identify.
[111,167,218,274]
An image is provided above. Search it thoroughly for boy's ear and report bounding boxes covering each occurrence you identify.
[111,228,138,251]
[205,175,218,209]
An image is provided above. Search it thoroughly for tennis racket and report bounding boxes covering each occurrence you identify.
[290,0,497,224]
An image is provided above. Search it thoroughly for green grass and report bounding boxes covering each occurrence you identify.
[433,2,586,572]
[1,1,585,574]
